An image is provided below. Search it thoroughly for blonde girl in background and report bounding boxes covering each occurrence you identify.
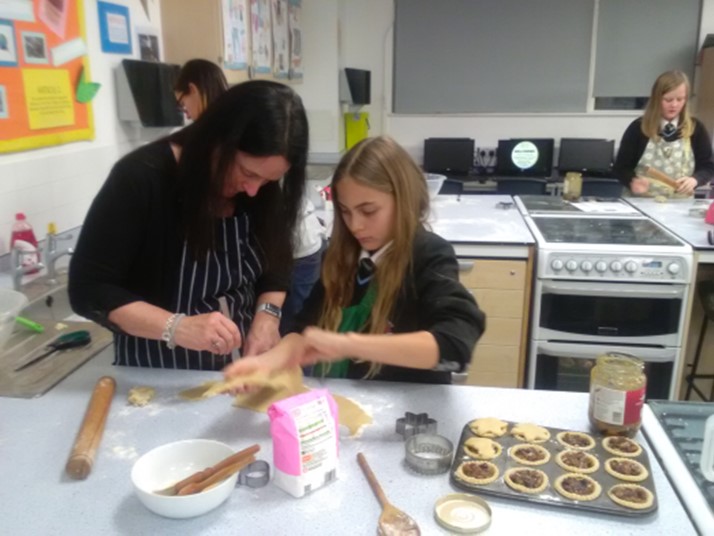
[614,70,714,196]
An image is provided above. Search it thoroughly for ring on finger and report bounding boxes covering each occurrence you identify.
[211,339,221,348]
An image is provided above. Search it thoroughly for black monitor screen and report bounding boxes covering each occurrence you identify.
[423,138,474,175]
[496,138,554,177]
[345,68,371,105]
[558,138,614,176]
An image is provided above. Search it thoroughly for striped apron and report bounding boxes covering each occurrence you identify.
[113,214,262,370]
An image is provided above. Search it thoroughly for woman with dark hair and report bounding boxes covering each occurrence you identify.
[614,70,714,196]
[174,59,229,121]
[69,81,309,370]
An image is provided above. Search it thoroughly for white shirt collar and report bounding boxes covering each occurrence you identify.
[359,241,392,265]
[661,117,679,129]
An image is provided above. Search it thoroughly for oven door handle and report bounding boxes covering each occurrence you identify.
[537,341,677,363]
[540,280,685,299]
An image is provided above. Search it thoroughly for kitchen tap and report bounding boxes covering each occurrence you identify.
[11,245,45,291]
[45,224,74,284]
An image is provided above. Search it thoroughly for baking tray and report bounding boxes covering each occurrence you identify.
[449,420,658,517]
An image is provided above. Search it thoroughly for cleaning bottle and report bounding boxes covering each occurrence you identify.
[10,213,40,274]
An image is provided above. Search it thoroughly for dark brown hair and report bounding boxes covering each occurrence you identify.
[174,59,228,113]
[168,81,309,277]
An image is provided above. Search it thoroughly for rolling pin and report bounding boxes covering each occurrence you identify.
[641,165,679,190]
[65,376,116,480]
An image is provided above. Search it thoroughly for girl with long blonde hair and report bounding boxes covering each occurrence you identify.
[614,70,714,196]
[224,136,485,384]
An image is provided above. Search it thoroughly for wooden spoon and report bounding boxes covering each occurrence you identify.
[356,452,420,536]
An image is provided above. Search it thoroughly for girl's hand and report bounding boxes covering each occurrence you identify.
[675,176,698,195]
[301,327,350,364]
[174,312,241,353]
[223,333,305,379]
[630,176,650,195]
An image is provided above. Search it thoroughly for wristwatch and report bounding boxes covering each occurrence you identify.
[256,302,282,320]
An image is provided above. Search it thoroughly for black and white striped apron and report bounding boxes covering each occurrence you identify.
[113,214,262,370]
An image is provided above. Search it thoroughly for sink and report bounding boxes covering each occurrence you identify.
[0,275,113,398]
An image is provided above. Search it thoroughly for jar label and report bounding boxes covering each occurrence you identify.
[591,385,645,426]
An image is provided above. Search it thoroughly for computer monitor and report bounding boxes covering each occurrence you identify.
[558,138,614,177]
[423,138,474,176]
[496,138,554,177]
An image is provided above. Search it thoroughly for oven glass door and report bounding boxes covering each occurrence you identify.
[533,342,674,399]
[538,280,684,345]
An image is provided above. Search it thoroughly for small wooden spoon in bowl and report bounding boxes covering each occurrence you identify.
[357,452,420,536]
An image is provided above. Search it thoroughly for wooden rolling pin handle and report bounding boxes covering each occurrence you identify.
[177,455,256,496]
[641,165,678,189]
[65,376,116,480]
[170,443,260,494]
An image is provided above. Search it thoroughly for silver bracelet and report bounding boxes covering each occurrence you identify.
[162,313,186,350]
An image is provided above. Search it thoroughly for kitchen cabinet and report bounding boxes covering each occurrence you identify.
[459,257,533,388]
[159,0,288,85]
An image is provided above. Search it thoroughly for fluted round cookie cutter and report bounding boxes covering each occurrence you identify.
[405,433,454,475]
[237,460,270,488]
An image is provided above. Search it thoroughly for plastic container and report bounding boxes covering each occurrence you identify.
[426,173,446,199]
[0,289,29,350]
[588,352,646,437]
[11,213,40,274]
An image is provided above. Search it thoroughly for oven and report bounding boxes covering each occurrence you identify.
[515,196,694,401]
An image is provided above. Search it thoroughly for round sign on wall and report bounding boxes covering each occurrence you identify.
[511,141,539,170]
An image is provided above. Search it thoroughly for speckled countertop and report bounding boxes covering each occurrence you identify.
[627,198,714,263]
[0,347,694,535]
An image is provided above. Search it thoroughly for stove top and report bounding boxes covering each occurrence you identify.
[532,216,683,246]
[648,401,714,512]
[517,195,640,216]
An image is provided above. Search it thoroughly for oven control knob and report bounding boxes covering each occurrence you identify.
[625,261,638,273]
[610,261,623,272]
[565,260,578,271]
[580,261,593,272]
[551,259,564,271]
[595,261,607,272]
[667,262,680,275]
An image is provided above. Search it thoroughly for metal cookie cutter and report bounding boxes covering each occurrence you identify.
[237,460,270,488]
[396,412,437,439]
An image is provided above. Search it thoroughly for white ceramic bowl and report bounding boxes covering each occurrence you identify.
[0,289,28,351]
[131,439,238,519]
[425,173,446,199]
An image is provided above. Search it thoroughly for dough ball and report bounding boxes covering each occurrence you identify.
[128,386,156,407]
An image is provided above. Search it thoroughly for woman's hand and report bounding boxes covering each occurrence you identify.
[173,312,242,354]
[243,312,281,356]
[675,176,698,195]
[630,176,650,195]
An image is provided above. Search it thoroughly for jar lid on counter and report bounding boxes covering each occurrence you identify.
[434,493,492,533]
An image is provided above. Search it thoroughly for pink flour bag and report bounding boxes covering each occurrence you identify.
[268,389,339,498]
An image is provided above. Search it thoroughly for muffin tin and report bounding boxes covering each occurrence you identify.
[449,419,658,517]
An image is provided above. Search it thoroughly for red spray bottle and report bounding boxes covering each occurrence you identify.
[10,213,40,274]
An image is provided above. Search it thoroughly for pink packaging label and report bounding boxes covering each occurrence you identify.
[268,389,338,476]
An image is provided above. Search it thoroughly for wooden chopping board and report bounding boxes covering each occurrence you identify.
[0,321,112,398]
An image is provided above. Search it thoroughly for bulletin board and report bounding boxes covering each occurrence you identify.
[0,0,94,154]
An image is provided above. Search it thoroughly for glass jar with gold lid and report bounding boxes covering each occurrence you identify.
[588,352,646,437]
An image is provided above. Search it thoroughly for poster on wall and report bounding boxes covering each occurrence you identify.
[271,0,288,78]
[288,0,302,79]
[0,0,94,154]
[222,0,248,70]
[97,1,132,55]
[136,26,160,62]
[250,0,271,74]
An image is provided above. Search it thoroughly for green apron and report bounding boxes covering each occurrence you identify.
[314,284,376,378]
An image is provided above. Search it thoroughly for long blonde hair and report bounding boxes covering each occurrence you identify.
[641,70,694,139]
[319,136,429,377]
